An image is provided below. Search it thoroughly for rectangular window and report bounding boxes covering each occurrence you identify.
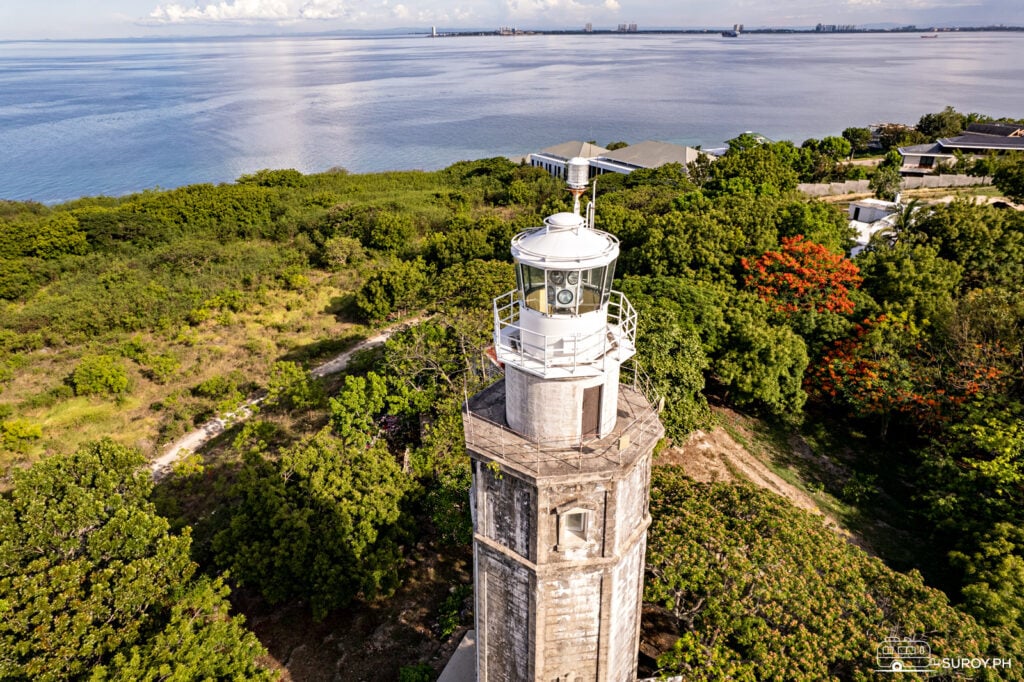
[579,266,606,313]
[560,509,589,547]
[520,264,548,312]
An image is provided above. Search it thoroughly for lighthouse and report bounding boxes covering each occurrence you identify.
[463,158,664,682]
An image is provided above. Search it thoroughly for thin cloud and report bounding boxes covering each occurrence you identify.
[149,0,294,22]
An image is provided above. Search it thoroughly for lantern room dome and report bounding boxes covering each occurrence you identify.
[511,213,619,270]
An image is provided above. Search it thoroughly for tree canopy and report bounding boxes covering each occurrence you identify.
[0,439,271,680]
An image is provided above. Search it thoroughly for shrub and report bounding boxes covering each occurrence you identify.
[1,418,42,452]
[71,354,130,398]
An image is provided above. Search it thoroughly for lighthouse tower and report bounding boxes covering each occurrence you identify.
[463,158,664,682]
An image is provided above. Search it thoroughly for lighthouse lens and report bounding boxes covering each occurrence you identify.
[567,271,579,285]
[549,271,564,285]
[556,289,574,305]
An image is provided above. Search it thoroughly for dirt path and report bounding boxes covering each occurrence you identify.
[150,319,420,480]
[657,425,855,541]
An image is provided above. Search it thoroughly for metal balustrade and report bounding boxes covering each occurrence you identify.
[492,289,637,377]
[462,364,663,475]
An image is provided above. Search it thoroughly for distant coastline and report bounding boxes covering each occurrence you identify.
[423,25,1024,38]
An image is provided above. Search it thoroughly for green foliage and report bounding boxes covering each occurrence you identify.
[774,199,853,252]
[30,213,89,259]
[857,242,961,322]
[917,106,966,140]
[0,418,42,453]
[842,126,873,155]
[715,296,809,418]
[263,360,324,413]
[951,523,1024,635]
[900,199,1024,291]
[213,428,412,619]
[646,468,1012,681]
[366,210,416,253]
[869,150,904,200]
[707,141,800,196]
[993,155,1024,203]
[72,354,130,398]
[635,313,710,439]
[398,664,435,682]
[437,583,472,640]
[354,258,429,323]
[0,440,271,679]
[237,168,305,188]
[433,259,514,312]
[322,234,365,269]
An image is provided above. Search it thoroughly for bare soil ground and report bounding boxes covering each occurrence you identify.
[237,542,473,682]
[655,419,860,547]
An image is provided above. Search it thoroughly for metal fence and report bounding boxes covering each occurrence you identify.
[492,289,637,375]
[462,363,663,474]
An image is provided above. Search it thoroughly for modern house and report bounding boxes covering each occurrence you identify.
[529,141,609,180]
[898,122,1024,174]
[529,140,708,179]
[848,198,899,256]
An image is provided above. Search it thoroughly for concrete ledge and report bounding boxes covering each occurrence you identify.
[438,630,476,682]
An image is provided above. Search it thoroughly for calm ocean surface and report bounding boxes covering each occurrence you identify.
[1,31,1022,203]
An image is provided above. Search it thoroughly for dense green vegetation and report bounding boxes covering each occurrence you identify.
[1,107,1023,678]
[0,440,270,679]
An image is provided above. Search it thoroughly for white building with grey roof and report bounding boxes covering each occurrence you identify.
[529,140,710,180]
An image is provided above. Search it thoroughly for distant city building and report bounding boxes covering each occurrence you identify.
[529,140,710,179]
[815,23,857,32]
[617,23,638,32]
[899,122,1024,174]
[584,22,593,33]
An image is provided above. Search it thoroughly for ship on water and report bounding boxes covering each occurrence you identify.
[722,23,743,37]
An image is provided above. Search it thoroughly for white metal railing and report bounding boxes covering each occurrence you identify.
[492,289,637,375]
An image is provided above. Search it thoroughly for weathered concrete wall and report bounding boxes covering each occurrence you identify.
[477,546,532,682]
[505,366,620,441]
[614,456,650,552]
[468,382,662,682]
[480,463,535,560]
[540,569,602,678]
[607,538,646,682]
[540,480,609,562]
[797,174,990,197]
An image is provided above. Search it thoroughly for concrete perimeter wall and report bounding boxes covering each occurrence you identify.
[798,174,991,197]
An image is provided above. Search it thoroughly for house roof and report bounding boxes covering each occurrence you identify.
[898,142,951,155]
[597,140,704,169]
[966,122,1024,137]
[537,141,609,160]
[938,132,1024,152]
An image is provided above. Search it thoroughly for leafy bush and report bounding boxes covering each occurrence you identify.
[263,361,324,413]
[398,665,434,682]
[71,354,130,398]
[0,418,42,453]
[0,440,272,679]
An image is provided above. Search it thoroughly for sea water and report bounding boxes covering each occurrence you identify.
[1,31,1022,202]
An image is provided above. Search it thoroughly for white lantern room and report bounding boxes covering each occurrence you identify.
[492,158,637,442]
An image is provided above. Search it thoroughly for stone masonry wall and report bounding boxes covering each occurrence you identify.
[540,569,603,680]
[478,546,532,682]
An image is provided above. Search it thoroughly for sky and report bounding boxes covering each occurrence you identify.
[1,0,1022,40]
